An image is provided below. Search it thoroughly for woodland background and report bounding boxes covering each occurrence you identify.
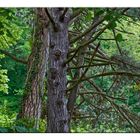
[0,8,140,132]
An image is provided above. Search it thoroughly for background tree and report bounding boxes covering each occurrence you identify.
[17,8,49,129]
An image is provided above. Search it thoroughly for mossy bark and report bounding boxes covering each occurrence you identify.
[18,8,49,129]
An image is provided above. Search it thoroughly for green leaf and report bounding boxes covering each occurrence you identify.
[66,75,72,80]
[14,126,28,133]
[108,22,117,30]
[0,127,9,133]
[133,108,140,113]
[128,95,138,106]
[0,9,11,17]
[6,15,13,21]
[116,33,123,42]
[0,68,9,93]
[0,31,4,35]
[0,22,4,29]
[6,29,13,38]
[105,15,113,21]
[28,128,39,132]
[86,12,93,21]
[95,9,104,16]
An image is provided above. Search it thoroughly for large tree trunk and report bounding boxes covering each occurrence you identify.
[18,8,49,129]
[46,8,70,132]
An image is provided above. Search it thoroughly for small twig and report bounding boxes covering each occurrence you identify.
[112,29,123,55]
[115,28,135,35]
[107,76,119,93]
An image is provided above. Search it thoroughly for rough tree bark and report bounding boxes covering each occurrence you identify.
[46,8,70,132]
[18,8,49,128]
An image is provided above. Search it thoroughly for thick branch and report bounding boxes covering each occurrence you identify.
[79,91,126,101]
[68,62,116,70]
[0,49,27,64]
[68,71,140,83]
[44,8,58,31]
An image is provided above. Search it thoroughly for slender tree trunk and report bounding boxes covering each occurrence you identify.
[46,8,70,132]
[18,8,49,128]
